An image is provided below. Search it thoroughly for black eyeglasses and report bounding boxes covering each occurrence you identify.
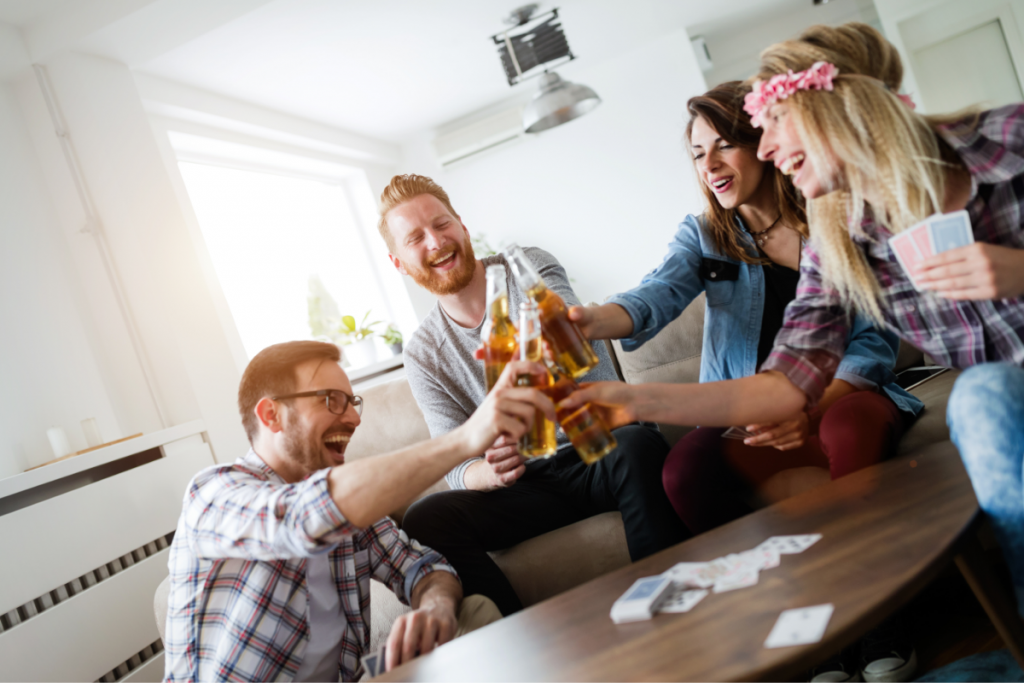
[271,389,363,416]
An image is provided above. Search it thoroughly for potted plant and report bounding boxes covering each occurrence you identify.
[338,311,381,367]
[382,324,403,356]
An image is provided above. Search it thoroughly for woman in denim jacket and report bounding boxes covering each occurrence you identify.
[571,82,922,533]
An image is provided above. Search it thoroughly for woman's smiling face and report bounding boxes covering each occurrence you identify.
[690,115,767,210]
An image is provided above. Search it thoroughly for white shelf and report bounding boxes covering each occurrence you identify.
[0,419,206,500]
[347,353,403,382]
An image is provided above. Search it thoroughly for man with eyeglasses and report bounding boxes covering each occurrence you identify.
[164,340,554,682]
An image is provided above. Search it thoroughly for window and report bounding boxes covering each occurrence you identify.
[177,161,399,366]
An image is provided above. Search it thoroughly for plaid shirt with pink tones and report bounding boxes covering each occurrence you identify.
[163,449,455,682]
[763,104,1024,405]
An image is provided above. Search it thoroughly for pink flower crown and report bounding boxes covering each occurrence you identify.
[743,61,838,128]
[743,61,916,128]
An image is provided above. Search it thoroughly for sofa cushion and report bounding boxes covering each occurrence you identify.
[346,377,448,525]
[897,369,960,457]
[611,293,705,447]
[489,511,630,607]
[895,341,925,373]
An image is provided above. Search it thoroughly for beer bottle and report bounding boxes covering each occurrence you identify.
[543,358,618,465]
[516,300,557,458]
[504,243,599,380]
[481,264,518,392]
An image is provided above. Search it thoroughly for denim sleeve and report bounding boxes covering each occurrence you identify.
[833,314,900,391]
[606,215,706,351]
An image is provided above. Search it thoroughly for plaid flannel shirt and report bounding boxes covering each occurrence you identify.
[163,449,456,682]
[763,104,1024,406]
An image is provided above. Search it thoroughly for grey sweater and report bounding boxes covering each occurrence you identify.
[403,247,618,490]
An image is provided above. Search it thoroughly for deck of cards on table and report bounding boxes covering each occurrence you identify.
[609,534,823,625]
[888,210,974,289]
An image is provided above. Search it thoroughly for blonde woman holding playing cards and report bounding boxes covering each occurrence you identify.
[570,80,921,531]
[562,21,1024,681]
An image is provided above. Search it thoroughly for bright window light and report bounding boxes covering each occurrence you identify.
[178,162,393,363]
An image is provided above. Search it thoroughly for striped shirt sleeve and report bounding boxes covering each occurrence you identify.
[183,464,357,561]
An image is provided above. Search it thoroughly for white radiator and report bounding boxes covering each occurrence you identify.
[0,421,216,682]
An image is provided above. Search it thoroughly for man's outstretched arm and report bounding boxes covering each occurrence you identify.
[328,360,555,527]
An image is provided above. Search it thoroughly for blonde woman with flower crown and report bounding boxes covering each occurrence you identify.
[561,18,1024,657]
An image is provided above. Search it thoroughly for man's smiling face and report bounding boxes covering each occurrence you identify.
[386,194,477,296]
[279,358,361,476]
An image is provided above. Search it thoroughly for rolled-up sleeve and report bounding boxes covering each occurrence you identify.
[607,216,706,351]
[184,466,356,561]
[833,314,901,392]
[366,519,458,606]
[761,244,847,407]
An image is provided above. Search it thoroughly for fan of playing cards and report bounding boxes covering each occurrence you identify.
[609,534,822,625]
[888,210,974,290]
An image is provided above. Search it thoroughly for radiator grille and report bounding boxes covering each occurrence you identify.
[0,531,173,632]
[98,638,164,682]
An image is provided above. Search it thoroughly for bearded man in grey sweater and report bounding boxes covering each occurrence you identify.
[378,174,688,616]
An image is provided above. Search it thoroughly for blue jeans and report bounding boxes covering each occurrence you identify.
[948,363,1024,616]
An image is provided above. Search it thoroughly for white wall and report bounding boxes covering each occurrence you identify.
[398,28,708,308]
[697,0,881,88]
[0,82,122,474]
[874,0,1024,114]
[8,53,250,467]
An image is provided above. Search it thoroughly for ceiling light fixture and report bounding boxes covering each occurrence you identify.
[491,5,601,133]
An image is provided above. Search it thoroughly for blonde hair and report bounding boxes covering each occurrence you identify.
[378,174,460,253]
[753,22,969,320]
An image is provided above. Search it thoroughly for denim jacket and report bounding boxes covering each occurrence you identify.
[607,214,923,416]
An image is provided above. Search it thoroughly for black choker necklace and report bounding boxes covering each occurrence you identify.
[749,214,782,247]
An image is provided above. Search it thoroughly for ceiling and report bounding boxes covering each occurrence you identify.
[3,0,815,142]
[0,0,77,27]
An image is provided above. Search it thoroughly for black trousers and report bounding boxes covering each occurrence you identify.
[401,425,690,616]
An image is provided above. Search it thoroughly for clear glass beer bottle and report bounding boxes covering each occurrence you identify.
[504,244,599,380]
[481,265,518,392]
[516,300,557,458]
[543,358,618,465]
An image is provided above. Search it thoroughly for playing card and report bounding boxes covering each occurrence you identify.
[888,231,927,288]
[737,546,781,571]
[662,561,710,588]
[757,534,822,555]
[610,575,675,623]
[658,585,709,613]
[722,426,755,440]
[908,221,934,259]
[361,646,387,677]
[361,650,379,677]
[764,604,835,648]
[928,210,974,253]
[713,566,759,593]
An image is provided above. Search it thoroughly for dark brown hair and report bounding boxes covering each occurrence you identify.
[238,340,341,444]
[685,81,806,264]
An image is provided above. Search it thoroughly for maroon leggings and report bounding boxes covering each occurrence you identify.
[662,391,907,534]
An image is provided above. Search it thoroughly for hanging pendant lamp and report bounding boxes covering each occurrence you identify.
[522,71,601,134]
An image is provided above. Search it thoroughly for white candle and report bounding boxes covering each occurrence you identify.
[46,427,71,458]
[81,418,102,448]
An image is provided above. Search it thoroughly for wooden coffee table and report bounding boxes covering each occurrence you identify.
[378,442,1024,681]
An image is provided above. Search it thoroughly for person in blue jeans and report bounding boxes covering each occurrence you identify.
[564,23,1024,681]
[947,364,1024,616]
